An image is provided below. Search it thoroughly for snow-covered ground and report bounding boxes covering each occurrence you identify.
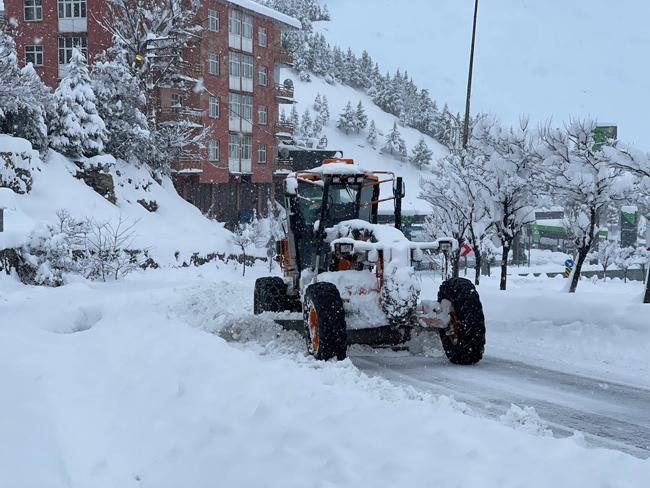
[2,263,649,487]
[319,0,650,149]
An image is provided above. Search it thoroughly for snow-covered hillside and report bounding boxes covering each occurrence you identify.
[0,135,231,265]
[287,73,447,212]
[319,0,650,149]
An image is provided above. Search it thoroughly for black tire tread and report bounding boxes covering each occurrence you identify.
[254,277,289,315]
[437,278,486,365]
[304,282,347,361]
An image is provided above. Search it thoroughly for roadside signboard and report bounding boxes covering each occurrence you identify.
[621,206,638,248]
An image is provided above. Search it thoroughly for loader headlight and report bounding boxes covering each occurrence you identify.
[338,243,354,254]
[439,241,452,252]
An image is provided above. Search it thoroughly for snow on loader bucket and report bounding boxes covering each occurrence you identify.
[253,159,485,364]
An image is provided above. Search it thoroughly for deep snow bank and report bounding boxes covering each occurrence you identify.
[0,135,232,264]
[1,266,648,488]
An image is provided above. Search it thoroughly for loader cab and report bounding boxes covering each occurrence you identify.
[285,160,402,275]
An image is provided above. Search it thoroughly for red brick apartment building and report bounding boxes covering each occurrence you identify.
[3,0,300,224]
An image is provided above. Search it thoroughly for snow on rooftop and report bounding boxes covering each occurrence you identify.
[227,0,301,29]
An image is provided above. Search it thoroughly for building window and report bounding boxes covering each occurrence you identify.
[25,45,44,66]
[208,140,220,162]
[229,9,253,52]
[229,93,241,120]
[241,135,252,161]
[208,9,220,32]
[258,27,267,47]
[229,133,240,161]
[58,36,87,64]
[24,0,43,21]
[258,65,267,86]
[170,93,182,107]
[258,143,267,164]
[58,0,86,19]
[258,105,268,125]
[229,9,242,36]
[242,95,253,125]
[208,53,219,75]
[209,96,220,118]
[229,52,254,91]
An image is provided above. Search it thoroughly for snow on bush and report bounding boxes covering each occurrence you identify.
[0,136,35,194]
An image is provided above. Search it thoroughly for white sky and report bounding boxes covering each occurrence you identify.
[320,0,650,149]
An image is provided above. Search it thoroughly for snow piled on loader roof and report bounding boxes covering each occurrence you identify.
[309,161,369,176]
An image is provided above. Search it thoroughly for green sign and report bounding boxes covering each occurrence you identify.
[593,125,618,152]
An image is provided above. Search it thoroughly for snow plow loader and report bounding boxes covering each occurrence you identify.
[254,159,485,364]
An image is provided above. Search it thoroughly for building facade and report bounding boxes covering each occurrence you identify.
[4,0,299,224]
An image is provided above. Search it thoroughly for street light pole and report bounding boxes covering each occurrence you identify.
[462,0,480,149]
[643,215,650,303]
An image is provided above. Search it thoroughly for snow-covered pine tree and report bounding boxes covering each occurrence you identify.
[50,48,107,158]
[92,49,150,164]
[313,93,323,113]
[300,109,313,138]
[410,138,433,169]
[359,50,374,89]
[0,31,51,152]
[382,122,407,160]
[354,102,368,133]
[289,106,300,131]
[337,102,356,135]
[367,120,378,147]
[320,96,330,124]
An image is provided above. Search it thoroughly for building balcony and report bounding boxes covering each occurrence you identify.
[274,49,294,67]
[274,122,295,142]
[177,61,203,79]
[173,159,204,175]
[159,106,204,121]
[59,17,87,33]
[274,81,295,104]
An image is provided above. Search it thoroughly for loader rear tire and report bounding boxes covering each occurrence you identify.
[304,282,347,361]
[437,278,485,365]
[254,277,289,315]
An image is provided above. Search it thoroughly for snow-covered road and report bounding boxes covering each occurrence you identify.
[352,352,650,458]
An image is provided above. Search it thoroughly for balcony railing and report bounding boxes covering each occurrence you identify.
[159,106,204,120]
[177,61,203,79]
[274,122,295,142]
[173,160,204,174]
[274,82,294,103]
[274,49,294,67]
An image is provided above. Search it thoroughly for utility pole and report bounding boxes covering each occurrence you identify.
[462,0,480,149]
[645,214,650,304]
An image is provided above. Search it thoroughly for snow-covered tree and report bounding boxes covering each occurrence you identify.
[382,122,407,160]
[231,218,257,277]
[300,109,313,138]
[50,48,107,158]
[319,95,330,125]
[98,0,202,118]
[367,120,378,147]
[313,93,323,113]
[540,119,634,293]
[289,106,300,131]
[354,101,368,133]
[475,118,539,291]
[410,138,433,170]
[92,50,150,164]
[0,31,51,152]
[420,142,491,283]
[597,239,619,276]
[337,101,356,135]
[615,246,637,283]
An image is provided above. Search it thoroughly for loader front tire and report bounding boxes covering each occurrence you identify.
[304,282,347,361]
[254,277,289,315]
[437,278,485,365]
